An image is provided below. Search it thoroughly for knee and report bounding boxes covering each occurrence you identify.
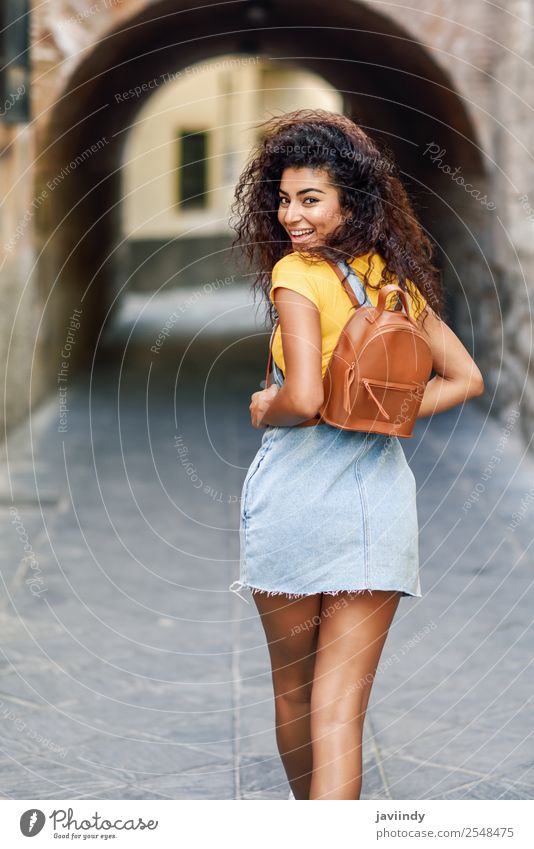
[270,650,315,706]
[274,677,313,707]
[310,687,366,733]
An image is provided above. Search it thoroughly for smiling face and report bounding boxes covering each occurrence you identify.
[277,166,346,248]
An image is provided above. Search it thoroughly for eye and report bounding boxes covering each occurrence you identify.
[277,196,318,204]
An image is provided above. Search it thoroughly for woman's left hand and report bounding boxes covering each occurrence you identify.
[250,384,279,428]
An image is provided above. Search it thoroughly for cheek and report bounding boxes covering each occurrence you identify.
[316,205,340,229]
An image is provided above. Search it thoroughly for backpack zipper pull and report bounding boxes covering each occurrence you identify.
[362,378,391,419]
[344,362,356,412]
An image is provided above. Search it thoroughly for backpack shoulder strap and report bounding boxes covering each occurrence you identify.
[325,259,366,310]
[329,258,404,312]
[264,318,280,388]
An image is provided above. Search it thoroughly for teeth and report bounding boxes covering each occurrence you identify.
[290,229,314,235]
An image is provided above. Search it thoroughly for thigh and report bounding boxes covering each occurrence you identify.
[311,590,402,719]
[253,592,322,699]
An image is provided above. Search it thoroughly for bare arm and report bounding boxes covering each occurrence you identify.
[252,287,324,427]
[416,305,485,418]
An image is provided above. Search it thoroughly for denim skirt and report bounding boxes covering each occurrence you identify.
[230,360,422,601]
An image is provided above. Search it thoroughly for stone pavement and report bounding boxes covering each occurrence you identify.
[0,335,533,800]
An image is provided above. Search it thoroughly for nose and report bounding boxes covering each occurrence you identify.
[283,200,304,226]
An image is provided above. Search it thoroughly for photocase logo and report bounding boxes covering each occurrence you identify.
[20,809,46,836]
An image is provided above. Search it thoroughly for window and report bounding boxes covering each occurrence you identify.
[176,129,208,209]
[0,0,31,124]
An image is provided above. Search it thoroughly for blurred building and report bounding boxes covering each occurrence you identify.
[120,57,341,289]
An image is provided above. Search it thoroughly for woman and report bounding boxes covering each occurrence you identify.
[229,109,484,800]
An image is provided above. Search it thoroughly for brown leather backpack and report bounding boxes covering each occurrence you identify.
[264,258,433,437]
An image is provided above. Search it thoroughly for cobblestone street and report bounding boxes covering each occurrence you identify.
[0,340,532,800]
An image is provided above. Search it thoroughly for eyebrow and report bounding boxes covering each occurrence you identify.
[278,187,326,196]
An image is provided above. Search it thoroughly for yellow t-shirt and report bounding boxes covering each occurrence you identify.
[269,251,428,378]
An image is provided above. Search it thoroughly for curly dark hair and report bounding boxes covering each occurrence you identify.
[229,108,445,329]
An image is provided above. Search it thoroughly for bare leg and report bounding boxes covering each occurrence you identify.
[252,590,322,799]
[309,589,402,800]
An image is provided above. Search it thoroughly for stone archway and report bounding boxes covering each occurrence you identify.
[36,0,486,380]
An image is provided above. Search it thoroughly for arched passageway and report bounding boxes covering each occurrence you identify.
[37,0,485,379]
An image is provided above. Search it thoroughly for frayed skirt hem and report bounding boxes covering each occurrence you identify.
[229,580,419,601]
